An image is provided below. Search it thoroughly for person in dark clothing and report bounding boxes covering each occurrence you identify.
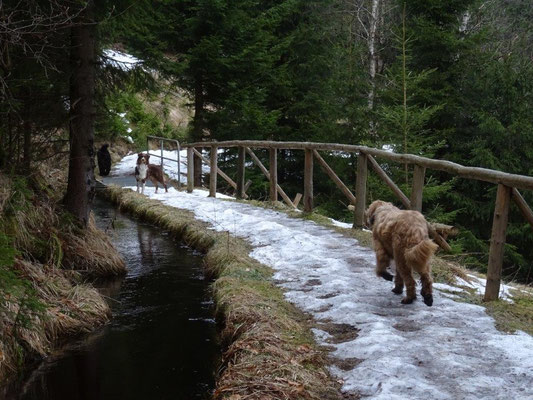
[97,144,112,176]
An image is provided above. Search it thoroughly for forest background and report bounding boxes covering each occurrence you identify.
[1,0,533,283]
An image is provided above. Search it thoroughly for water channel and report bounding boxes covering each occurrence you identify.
[3,197,220,400]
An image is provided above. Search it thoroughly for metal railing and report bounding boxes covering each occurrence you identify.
[146,135,181,188]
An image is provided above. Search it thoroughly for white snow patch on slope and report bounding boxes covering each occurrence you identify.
[112,155,533,400]
[102,49,141,71]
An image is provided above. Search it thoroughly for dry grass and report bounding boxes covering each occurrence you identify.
[0,260,110,381]
[484,295,533,335]
[61,214,126,277]
[0,172,120,381]
[3,177,125,278]
[103,186,343,400]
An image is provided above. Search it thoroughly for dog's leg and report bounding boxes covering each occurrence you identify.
[419,272,433,306]
[392,272,404,295]
[401,273,416,304]
[394,248,416,304]
[413,260,434,306]
[374,241,393,281]
[142,180,145,194]
[136,181,140,193]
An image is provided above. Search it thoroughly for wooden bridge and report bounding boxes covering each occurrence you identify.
[151,138,533,302]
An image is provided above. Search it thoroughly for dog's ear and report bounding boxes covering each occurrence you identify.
[137,153,143,157]
[145,154,150,161]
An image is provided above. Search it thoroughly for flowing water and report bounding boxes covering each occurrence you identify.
[3,197,220,400]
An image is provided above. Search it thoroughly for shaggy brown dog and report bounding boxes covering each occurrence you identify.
[365,200,438,306]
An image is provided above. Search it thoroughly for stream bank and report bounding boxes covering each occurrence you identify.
[0,172,125,387]
[2,197,220,399]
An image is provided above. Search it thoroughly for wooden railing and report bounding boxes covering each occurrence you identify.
[181,140,533,301]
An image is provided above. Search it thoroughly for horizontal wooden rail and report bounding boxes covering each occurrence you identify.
[183,140,533,191]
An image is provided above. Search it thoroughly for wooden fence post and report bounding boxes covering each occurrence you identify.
[187,147,194,193]
[304,148,313,212]
[354,152,368,228]
[236,146,246,199]
[411,165,426,212]
[160,140,164,167]
[209,146,217,197]
[484,184,512,301]
[270,148,278,202]
[194,147,203,187]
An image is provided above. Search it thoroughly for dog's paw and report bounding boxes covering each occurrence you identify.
[401,296,415,304]
[392,286,403,295]
[380,271,394,281]
[423,294,433,307]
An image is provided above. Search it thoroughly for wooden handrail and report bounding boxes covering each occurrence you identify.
[182,139,533,301]
[182,140,533,191]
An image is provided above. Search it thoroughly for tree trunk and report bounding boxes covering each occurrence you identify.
[367,0,381,136]
[64,0,96,227]
[402,1,409,185]
[193,78,204,186]
[367,0,380,112]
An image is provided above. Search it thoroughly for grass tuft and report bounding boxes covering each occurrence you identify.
[61,214,126,277]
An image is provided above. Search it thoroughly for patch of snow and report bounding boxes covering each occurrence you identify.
[455,274,515,302]
[102,49,142,71]
[330,218,353,229]
[111,155,533,400]
[432,283,464,293]
[382,144,395,153]
[330,150,352,159]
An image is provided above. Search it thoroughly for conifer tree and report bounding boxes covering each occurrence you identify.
[376,2,443,184]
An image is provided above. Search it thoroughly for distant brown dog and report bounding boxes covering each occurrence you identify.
[365,200,438,306]
[135,153,168,194]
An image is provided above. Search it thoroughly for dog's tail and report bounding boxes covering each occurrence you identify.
[405,239,438,265]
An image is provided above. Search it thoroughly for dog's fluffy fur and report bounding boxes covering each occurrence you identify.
[365,200,438,306]
[135,153,168,194]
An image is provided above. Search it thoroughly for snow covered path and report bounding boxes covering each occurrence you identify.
[110,155,533,400]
